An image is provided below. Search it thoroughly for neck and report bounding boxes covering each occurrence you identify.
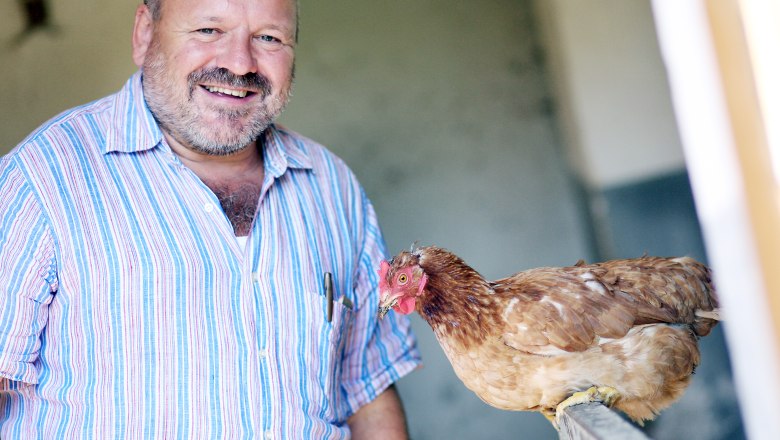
[163,132,265,236]
[164,133,265,184]
[417,254,499,347]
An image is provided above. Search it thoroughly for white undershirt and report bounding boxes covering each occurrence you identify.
[235,236,248,249]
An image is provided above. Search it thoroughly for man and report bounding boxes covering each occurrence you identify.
[0,0,421,438]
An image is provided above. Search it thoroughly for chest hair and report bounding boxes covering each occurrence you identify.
[205,181,262,236]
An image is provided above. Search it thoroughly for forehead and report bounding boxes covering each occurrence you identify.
[161,0,297,26]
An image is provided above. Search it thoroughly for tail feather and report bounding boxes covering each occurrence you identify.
[695,308,721,321]
[693,307,721,337]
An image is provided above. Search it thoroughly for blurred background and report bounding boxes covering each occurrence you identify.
[0,1,748,438]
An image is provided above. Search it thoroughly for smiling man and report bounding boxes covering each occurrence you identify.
[0,1,420,438]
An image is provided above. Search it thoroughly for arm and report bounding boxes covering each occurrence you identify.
[339,188,420,437]
[347,385,409,440]
[0,161,56,387]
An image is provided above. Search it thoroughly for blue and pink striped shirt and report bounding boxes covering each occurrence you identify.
[0,72,421,438]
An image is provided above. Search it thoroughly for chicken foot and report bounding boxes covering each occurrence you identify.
[553,386,620,428]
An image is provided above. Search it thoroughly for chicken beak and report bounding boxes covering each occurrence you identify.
[378,294,399,319]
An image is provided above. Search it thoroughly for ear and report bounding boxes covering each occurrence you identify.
[132,4,154,67]
[378,261,390,285]
[416,273,428,297]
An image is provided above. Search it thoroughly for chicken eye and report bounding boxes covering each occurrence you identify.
[397,274,409,285]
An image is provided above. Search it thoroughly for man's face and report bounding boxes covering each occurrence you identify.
[133,0,297,156]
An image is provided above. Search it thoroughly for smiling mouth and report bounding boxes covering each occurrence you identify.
[202,85,254,99]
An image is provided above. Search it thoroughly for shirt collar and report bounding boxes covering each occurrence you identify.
[262,124,314,178]
[104,71,164,155]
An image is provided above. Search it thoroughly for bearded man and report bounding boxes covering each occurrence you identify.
[0,1,421,438]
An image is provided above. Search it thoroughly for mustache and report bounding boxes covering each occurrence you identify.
[188,67,272,97]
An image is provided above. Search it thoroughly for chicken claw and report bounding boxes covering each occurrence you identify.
[554,386,620,427]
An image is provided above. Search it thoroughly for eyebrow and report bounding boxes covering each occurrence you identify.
[263,23,295,35]
[195,16,295,37]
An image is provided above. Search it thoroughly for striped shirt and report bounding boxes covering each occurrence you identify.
[0,72,421,439]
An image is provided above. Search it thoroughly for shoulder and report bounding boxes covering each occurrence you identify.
[7,96,114,167]
[272,125,357,178]
[0,94,120,221]
[5,73,160,164]
[269,125,370,206]
[268,125,382,245]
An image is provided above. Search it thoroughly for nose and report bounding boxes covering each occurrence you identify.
[217,34,257,76]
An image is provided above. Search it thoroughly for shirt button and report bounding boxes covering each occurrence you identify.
[258,349,267,359]
[204,203,215,213]
[265,430,273,439]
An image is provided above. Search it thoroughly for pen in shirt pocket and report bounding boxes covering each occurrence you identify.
[323,272,353,323]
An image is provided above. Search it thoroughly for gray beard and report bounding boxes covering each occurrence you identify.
[154,104,274,156]
[140,47,291,156]
[144,81,283,156]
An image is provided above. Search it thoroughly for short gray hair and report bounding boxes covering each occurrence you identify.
[143,0,162,21]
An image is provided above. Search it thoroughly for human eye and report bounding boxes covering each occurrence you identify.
[258,34,281,44]
[254,33,294,52]
[196,28,219,36]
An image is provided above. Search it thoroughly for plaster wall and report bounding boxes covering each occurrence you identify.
[534,0,686,189]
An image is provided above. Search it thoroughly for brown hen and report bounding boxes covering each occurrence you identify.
[377,246,719,426]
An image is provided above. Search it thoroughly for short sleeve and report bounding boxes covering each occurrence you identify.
[0,159,57,385]
[339,190,421,415]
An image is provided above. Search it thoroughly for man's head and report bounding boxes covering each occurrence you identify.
[132,0,297,156]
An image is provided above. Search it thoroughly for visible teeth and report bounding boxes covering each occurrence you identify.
[205,86,248,98]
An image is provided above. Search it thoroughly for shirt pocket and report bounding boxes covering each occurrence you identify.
[308,274,355,420]
[313,274,354,356]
